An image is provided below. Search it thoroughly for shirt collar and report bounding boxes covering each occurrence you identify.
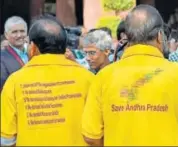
[176,48,178,53]
[25,54,82,67]
[9,44,27,54]
[121,44,164,59]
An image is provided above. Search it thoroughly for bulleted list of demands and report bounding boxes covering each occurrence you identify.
[21,81,82,127]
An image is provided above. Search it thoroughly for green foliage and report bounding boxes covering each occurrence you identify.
[96,16,121,38]
[102,0,134,12]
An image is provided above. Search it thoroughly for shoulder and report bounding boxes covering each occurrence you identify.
[67,59,95,78]
[167,61,178,71]
[0,49,14,63]
[97,62,118,77]
[92,62,119,84]
[1,50,11,64]
[1,49,10,57]
[78,66,95,79]
[164,58,178,68]
[156,60,178,82]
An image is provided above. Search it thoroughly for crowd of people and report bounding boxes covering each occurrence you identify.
[0,4,178,146]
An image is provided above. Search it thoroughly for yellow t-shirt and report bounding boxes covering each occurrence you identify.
[82,44,178,146]
[1,54,94,146]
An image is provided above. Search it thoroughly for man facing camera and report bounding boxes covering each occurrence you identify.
[1,16,28,90]
[83,30,113,74]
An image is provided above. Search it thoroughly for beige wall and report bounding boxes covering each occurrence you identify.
[83,0,103,30]
[83,0,136,30]
[30,0,152,29]
[30,0,45,18]
[55,0,136,29]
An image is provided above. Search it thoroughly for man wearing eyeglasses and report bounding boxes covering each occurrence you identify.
[83,30,113,74]
[82,5,178,146]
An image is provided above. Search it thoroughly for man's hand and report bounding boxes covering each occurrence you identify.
[83,136,103,146]
[65,48,76,62]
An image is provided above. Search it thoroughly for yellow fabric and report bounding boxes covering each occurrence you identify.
[82,44,178,146]
[1,54,94,146]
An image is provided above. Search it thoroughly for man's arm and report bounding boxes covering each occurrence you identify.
[1,74,17,146]
[82,75,104,146]
[83,136,103,146]
[0,60,10,90]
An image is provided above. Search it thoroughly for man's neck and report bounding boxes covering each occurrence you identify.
[9,44,24,51]
[100,58,110,70]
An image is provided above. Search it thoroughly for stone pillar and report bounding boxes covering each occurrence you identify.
[83,0,102,30]
[30,0,45,19]
[56,0,76,26]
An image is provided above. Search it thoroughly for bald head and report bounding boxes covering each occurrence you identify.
[125,4,164,44]
[29,15,67,54]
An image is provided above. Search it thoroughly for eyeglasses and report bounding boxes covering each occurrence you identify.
[84,51,97,57]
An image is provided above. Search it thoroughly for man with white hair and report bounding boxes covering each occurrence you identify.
[1,16,28,90]
[83,30,113,74]
[82,5,178,146]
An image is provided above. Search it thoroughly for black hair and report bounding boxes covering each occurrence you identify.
[88,27,112,37]
[117,21,126,40]
[29,14,67,54]
[88,28,97,33]
[99,27,112,37]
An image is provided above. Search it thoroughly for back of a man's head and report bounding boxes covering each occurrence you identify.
[29,15,67,54]
[117,21,126,41]
[125,4,164,44]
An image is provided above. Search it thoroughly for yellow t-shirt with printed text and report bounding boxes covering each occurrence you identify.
[82,45,178,146]
[1,54,94,146]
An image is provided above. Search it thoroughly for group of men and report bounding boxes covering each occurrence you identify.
[1,4,178,146]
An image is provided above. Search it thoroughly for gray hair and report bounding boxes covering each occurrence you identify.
[83,30,113,51]
[125,4,164,44]
[4,16,27,33]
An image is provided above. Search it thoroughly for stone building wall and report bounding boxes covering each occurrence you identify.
[56,0,77,26]
[83,0,136,30]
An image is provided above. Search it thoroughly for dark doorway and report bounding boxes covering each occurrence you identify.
[136,0,178,24]
[44,0,56,16]
[75,0,83,26]
[0,0,30,34]
[155,0,178,23]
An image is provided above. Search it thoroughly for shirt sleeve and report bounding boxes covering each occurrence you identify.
[0,60,10,91]
[1,74,17,145]
[82,75,104,139]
